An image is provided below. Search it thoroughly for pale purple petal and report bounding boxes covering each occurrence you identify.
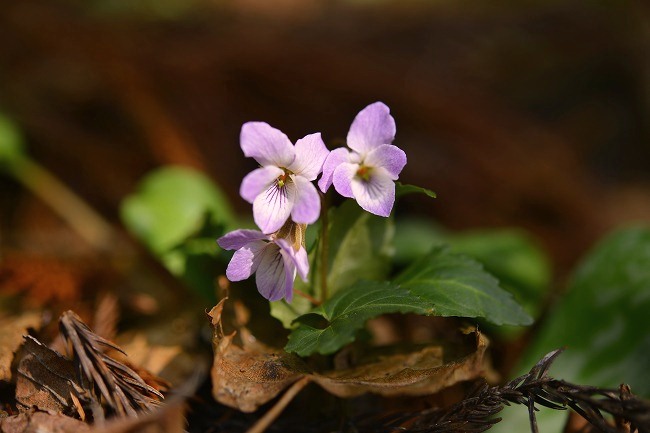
[288,133,329,181]
[253,180,295,233]
[276,238,309,282]
[217,229,266,250]
[364,144,407,179]
[240,122,295,167]
[294,246,309,282]
[240,166,284,203]
[290,176,321,224]
[346,102,396,156]
[350,166,395,217]
[255,244,292,301]
[332,162,358,199]
[225,240,266,281]
[318,147,351,193]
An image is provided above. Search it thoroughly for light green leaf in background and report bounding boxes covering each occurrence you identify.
[121,166,235,254]
[0,113,26,168]
[120,166,236,300]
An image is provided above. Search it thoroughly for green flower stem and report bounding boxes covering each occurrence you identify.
[319,191,330,302]
[8,156,115,251]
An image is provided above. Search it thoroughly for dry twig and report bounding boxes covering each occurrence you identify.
[355,350,650,433]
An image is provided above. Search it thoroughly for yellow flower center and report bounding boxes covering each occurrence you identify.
[276,169,293,188]
[356,165,372,182]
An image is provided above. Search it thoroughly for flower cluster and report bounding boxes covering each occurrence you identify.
[218,102,406,302]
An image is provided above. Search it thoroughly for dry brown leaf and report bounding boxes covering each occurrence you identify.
[211,331,308,413]
[15,336,85,416]
[209,299,308,413]
[0,312,42,382]
[0,410,90,433]
[311,330,488,398]
[209,298,489,413]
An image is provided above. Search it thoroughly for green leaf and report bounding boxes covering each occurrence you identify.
[395,182,437,198]
[270,297,315,330]
[120,166,235,301]
[0,113,26,168]
[394,246,533,326]
[450,229,550,317]
[286,247,531,356]
[285,281,432,356]
[394,219,550,319]
[516,225,650,396]
[393,217,447,265]
[325,201,394,296]
[120,166,234,254]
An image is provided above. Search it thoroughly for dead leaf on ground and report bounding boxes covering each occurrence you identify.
[209,298,309,413]
[311,329,488,398]
[209,298,489,413]
[0,410,91,433]
[0,312,42,382]
[15,335,85,416]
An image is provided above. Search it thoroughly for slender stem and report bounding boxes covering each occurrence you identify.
[245,377,311,433]
[319,192,330,302]
[10,156,115,251]
[293,288,321,306]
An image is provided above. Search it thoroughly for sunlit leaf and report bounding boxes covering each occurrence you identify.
[121,166,234,254]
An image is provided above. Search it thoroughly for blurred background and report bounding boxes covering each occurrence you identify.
[1,1,649,429]
[1,0,649,279]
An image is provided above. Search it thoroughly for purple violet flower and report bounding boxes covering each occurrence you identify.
[318,102,406,217]
[240,122,329,234]
[217,227,309,302]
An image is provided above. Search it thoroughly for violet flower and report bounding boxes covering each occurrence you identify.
[217,227,308,302]
[318,102,406,217]
[240,122,329,234]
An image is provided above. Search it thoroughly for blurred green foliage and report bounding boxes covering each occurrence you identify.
[120,166,235,300]
[0,113,25,169]
[496,225,650,432]
[519,225,650,394]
